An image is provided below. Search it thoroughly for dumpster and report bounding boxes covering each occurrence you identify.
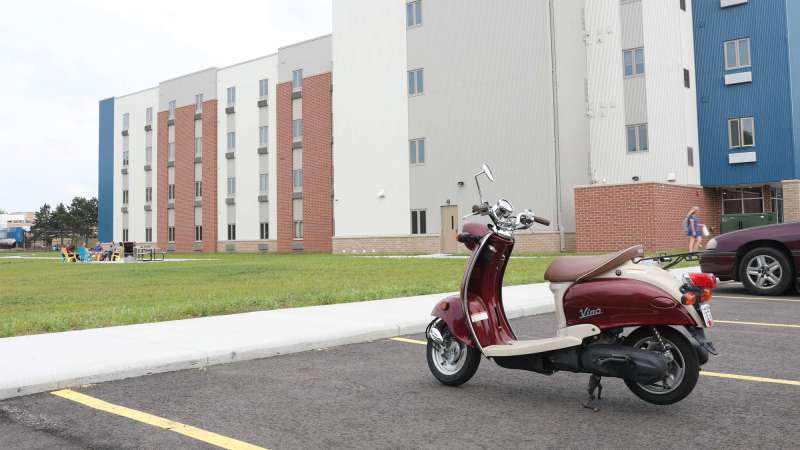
[720,212,777,234]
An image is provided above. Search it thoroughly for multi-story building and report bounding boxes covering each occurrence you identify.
[98,0,704,253]
[693,0,800,231]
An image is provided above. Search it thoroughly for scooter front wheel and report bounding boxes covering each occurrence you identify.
[426,322,481,386]
[623,327,699,405]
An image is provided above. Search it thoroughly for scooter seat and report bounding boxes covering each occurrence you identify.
[544,245,644,283]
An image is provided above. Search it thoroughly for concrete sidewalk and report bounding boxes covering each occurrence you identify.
[0,266,702,401]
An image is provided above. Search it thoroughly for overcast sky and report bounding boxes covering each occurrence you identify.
[0,0,332,213]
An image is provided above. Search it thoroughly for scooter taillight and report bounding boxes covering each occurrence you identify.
[688,273,717,289]
[700,288,713,303]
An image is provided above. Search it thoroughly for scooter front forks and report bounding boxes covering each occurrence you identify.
[583,374,603,412]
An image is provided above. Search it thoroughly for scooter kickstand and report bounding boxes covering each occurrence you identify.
[582,374,603,412]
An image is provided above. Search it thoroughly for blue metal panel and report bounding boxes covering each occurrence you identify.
[693,0,796,186]
[98,98,115,242]
[785,0,800,177]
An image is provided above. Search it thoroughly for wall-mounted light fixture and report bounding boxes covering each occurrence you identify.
[632,176,640,182]
[457,181,464,187]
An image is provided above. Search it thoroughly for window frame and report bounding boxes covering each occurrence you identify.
[409,138,426,165]
[625,124,649,152]
[410,209,427,234]
[195,181,202,198]
[259,78,269,98]
[683,68,691,89]
[292,69,303,90]
[623,48,645,78]
[227,131,236,150]
[408,68,424,96]
[687,146,694,167]
[259,173,269,194]
[227,177,236,196]
[227,86,236,107]
[292,119,303,141]
[168,100,176,119]
[724,38,751,71]
[195,94,203,113]
[259,126,269,146]
[728,117,755,149]
[195,225,203,242]
[406,0,422,27]
[260,222,269,240]
[145,107,153,126]
[227,224,237,241]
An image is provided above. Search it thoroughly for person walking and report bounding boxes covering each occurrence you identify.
[685,206,705,252]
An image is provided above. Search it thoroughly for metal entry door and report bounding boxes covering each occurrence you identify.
[440,205,459,254]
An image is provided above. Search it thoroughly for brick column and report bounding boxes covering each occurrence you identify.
[156,111,169,250]
[302,72,333,253]
[782,180,800,223]
[201,100,218,252]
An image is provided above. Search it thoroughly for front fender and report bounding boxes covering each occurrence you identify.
[430,295,473,346]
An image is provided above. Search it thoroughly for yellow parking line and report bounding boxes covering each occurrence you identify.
[700,371,800,386]
[390,337,800,387]
[51,389,267,450]
[390,337,427,345]
[715,295,800,303]
[715,320,800,329]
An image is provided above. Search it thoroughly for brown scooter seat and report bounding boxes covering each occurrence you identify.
[544,245,645,283]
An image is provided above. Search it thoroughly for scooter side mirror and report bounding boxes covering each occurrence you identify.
[482,163,495,182]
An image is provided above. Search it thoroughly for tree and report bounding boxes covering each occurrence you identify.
[31,204,54,246]
[67,197,98,243]
[51,203,69,246]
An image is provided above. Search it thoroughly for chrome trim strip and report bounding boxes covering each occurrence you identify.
[461,233,493,357]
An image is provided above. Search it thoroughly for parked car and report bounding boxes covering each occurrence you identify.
[700,222,800,296]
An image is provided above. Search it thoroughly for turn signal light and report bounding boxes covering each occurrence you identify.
[682,292,697,305]
[689,273,717,289]
[439,301,449,311]
[701,288,713,303]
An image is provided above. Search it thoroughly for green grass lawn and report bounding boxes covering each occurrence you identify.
[0,252,555,337]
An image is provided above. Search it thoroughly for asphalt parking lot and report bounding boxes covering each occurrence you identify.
[1,283,799,450]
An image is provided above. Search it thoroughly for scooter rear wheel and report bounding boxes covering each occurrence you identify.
[426,322,481,386]
[623,327,699,405]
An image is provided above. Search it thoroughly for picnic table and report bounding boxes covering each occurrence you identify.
[135,247,166,262]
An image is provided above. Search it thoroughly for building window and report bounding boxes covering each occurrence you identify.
[292,119,303,140]
[292,69,303,90]
[626,124,648,152]
[145,227,152,242]
[168,100,176,119]
[146,146,153,165]
[227,131,236,150]
[680,0,686,11]
[293,221,303,239]
[195,225,203,241]
[687,147,694,167]
[411,209,427,234]
[406,0,422,27]
[195,137,202,157]
[259,126,269,146]
[227,177,236,195]
[623,48,645,77]
[293,198,303,239]
[122,113,129,131]
[168,226,175,242]
[122,150,129,166]
[168,184,176,200]
[260,173,268,193]
[259,78,269,98]
[122,190,129,205]
[408,68,424,95]
[227,86,236,106]
[122,228,129,241]
[772,187,784,223]
[260,222,269,240]
[195,94,203,113]
[409,138,425,164]
[722,188,763,214]
[725,38,751,71]
[195,181,202,198]
[227,224,237,241]
[146,107,153,126]
[145,187,152,202]
[728,117,755,148]
[293,169,303,192]
[168,142,175,161]
[683,68,690,88]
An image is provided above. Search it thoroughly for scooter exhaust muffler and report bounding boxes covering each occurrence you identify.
[549,344,669,384]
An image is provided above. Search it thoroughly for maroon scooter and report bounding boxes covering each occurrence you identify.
[425,165,717,409]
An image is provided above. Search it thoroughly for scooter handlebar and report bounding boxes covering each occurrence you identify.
[534,216,551,226]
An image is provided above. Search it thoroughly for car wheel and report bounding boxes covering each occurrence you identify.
[739,247,792,296]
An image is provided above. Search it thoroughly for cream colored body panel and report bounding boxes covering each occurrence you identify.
[483,324,600,357]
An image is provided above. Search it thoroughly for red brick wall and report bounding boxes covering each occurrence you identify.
[276,81,294,252]
[302,72,333,252]
[156,104,218,253]
[275,73,334,253]
[575,183,721,252]
[201,100,218,252]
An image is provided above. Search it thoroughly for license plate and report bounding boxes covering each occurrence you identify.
[700,303,713,327]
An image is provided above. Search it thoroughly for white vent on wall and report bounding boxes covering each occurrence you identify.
[721,0,748,7]
[725,72,752,85]
[729,152,757,164]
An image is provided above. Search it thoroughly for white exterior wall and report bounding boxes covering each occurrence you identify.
[585,0,628,185]
[216,55,278,241]
[639,0,700,185]
[113,87,159,243]
[332,0,411,237]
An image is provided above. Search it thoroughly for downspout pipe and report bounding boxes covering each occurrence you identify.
[549,0,566,252]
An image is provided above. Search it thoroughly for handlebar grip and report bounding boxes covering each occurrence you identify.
[472,204,489,214]
[534,216,551,226]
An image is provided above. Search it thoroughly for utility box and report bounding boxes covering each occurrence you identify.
[720,213,777,234]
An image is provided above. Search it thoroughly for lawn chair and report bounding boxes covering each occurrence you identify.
[78,246,93,263]
[61,247,77,263]
[110,248,122,262]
